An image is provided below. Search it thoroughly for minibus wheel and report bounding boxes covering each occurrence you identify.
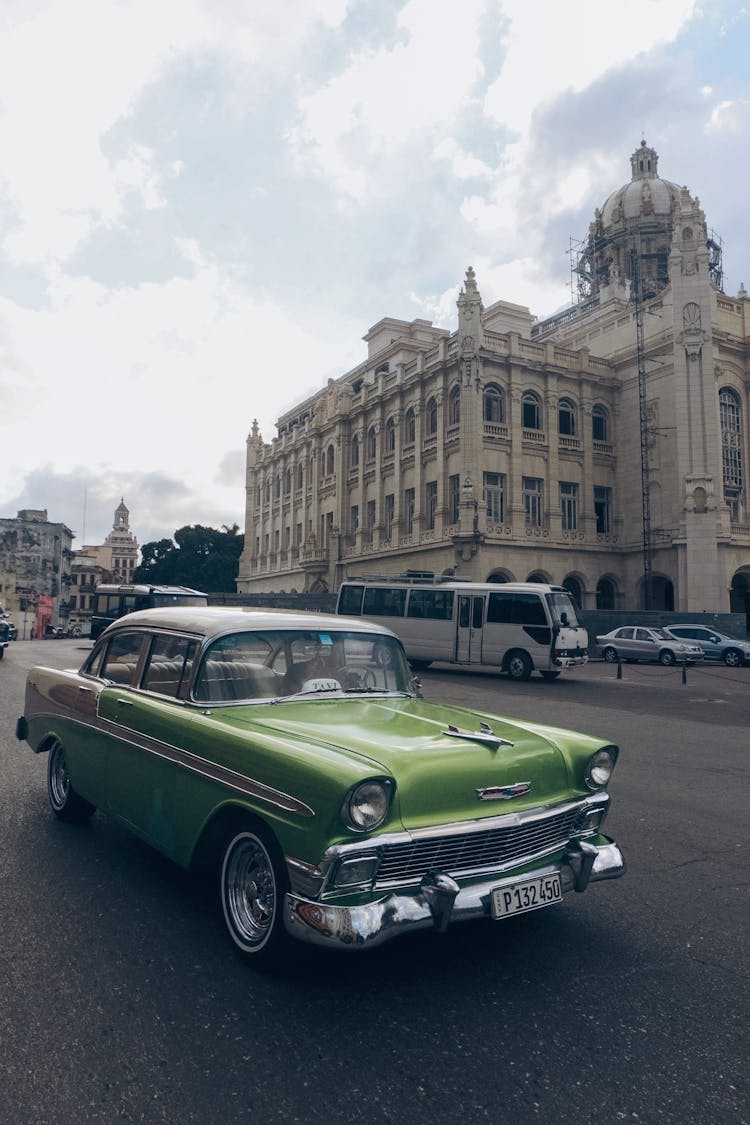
[506,651,533,681]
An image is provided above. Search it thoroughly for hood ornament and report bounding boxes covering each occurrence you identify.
[476,781,531,801]
[443,722,514,750]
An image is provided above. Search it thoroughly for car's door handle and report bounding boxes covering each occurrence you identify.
[115,698,134,706]
[78,686,93,694]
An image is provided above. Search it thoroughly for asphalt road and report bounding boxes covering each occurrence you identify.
[1,640,747,1124]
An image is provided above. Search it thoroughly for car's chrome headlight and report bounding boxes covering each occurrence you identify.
[585,745,618,790]
[341,779,394,832]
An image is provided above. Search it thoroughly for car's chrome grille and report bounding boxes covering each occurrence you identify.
[375,807,581,885]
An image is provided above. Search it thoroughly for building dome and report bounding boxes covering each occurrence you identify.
[600,140,682,229]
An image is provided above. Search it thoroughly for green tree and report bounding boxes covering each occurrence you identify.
[133,524,243,593]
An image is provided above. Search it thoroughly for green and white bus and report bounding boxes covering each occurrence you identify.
[91,583,208,640]
[336,578,588,680]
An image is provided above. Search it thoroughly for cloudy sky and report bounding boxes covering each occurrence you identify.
[1,0,748,549]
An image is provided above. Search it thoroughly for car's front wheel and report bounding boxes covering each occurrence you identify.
[220,824,289,966]
[47,739,95,822]
[659,649,676,666]
[723,648,742,667]
[602,646,619,664]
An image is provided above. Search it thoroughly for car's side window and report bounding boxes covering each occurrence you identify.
[635,629,651,641]
[142,635,198,698]
[101,633,146,686]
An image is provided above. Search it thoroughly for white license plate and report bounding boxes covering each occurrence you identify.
[491,873,562,919]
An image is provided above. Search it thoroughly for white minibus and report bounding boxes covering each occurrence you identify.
[336,578,588,680]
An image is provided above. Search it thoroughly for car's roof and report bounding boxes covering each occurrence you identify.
[102,605,396,640]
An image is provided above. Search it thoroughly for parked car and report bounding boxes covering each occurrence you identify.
[16,607,625,966]
[0,618,9,659]
[661,624,750,667]
[596,626,704,665]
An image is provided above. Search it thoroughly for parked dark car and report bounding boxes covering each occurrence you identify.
[662,624,750,667]
[0,618,9,658]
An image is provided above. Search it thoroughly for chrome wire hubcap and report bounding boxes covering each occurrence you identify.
[49,743,70,808]
[224,836,276,949]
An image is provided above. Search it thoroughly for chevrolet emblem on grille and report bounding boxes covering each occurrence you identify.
[476,782,531,801]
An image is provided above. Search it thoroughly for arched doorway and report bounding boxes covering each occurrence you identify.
[730,571,750,632]
[526,571,550,584]
[486,570,512,583]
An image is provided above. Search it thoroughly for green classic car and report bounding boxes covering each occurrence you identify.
[16,607,625,965]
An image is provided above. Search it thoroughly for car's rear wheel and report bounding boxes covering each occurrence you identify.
[47,739,95,822]
[602,646,619,664]
[506,651,533,681]
[723,648,742,667]
[659,649,676,666]
[409,659,432,671]
[220,824,289,966]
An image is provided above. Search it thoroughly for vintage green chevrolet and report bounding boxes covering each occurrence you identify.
[17,607,624,965]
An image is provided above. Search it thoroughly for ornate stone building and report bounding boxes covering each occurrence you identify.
[237,142,750,615]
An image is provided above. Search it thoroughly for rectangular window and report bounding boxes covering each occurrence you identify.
[484,472,506,523]
[406,589,454,620]
[363,586,407,617]
[404,487,415,534]
[367,499,376,528]
[426,480,438,530]
[523,477,543,527]
[448,474,460,523]
[284,526,291,549]
[594,485,612,533]
[560,481,579,531]
[350,504,359,534]
[384,494,394,538]
[295,523,302,547]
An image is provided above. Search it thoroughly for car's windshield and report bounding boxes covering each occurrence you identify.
[193,628,413,703]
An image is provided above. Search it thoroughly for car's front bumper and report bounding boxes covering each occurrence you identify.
[284,837,625,950]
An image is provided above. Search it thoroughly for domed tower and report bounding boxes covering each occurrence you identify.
[575,140,721,302]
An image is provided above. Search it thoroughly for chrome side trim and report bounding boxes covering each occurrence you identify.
[28,709,314,818]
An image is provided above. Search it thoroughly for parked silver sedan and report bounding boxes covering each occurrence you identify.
[596,626,704,666]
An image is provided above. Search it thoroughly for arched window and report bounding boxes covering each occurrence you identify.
[522,391,541,430]
[367,426,377,460]
[326,444,335,476]
[483,384,505,423]
[596,577,616,610]
[425,398,438,436]
[719,386,743,519]
[592,405,609,442]
[284,468,292,494]
[265,480,271,504]
[448,386,461,426]
[563,576,583,608]
[385,417,396,453]
[404,408,416,444]
[351,434,360,468]
[558,398,576,436]
[296,463,304,491]
[275,473,281,499]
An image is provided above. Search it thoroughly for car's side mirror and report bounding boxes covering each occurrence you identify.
[410,675,423,699]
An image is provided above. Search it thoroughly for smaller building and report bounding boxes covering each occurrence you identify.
[0,508,74,636]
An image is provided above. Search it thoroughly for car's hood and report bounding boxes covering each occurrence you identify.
[220,697,574,828]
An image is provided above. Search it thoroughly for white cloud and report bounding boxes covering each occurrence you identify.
[705,98,750,134]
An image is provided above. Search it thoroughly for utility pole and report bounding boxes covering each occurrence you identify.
[630,234,653,609]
